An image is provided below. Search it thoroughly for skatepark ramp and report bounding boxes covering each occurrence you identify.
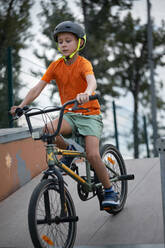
[0,156,164,247]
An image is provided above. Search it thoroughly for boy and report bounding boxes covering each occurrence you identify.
[11,21,119,208]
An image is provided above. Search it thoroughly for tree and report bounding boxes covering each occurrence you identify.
[0,0,33,128]
[77,0,135,110]
[108,12,165,157]
[33,0,75,102]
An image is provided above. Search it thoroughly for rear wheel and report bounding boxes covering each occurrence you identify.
[28,179,77,248]
[100,144,128,214]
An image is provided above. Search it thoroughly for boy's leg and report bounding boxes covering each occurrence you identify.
[43,118,72,148]
[85,136,111,188]
[85,135,119,207]
[44,118,76,167]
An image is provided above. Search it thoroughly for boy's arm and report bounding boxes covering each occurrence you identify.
[10,80,47,115]
[76,74,97,104]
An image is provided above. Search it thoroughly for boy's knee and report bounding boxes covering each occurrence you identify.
[86,151,100,164]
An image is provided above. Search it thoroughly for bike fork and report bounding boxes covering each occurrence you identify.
[43,168,79,223]
[43,167,67,216]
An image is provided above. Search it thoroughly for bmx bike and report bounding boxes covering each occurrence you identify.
[14,95,134,248]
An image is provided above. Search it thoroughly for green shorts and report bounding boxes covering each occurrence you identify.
[63,112,103,140]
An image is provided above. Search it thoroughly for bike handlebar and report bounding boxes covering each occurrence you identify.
[14,94,100,141]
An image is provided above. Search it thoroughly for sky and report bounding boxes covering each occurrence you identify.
[132,0,165,25]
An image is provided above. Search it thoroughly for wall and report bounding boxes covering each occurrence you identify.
[0,128,47,201]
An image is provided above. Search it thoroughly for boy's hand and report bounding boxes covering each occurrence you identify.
[76,93,89,104]
[10,106,19,116]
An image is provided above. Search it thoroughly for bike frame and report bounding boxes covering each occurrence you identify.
[15,96,131,217]
[42,139,123,212]
[45,143,120,189]
[45,143,97,191]
[42,142,103,214]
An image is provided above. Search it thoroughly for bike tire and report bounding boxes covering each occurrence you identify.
[28,179,77,248]
[100,144,128,215]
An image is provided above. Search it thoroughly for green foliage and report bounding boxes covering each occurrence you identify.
[109,12,165,157]
[33,0,76,101]
[34,0,75,66]
[0,0,33,128]
[80,0,135,107]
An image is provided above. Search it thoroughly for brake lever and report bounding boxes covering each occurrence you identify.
[75,107,89,112]
[71,101,78,111]
[11,115,19,121]
[70,101,89,112]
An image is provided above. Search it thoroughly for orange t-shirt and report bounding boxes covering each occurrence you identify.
[41,55,101,115]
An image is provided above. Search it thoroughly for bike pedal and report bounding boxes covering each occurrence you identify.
[118,174,135,181]
[56,216,79,223]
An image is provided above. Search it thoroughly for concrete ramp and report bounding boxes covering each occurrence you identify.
[70,157,164,246]
[0,157,164,247]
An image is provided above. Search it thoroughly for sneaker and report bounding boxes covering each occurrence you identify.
[60,144,76,167]
[102,187,120,208]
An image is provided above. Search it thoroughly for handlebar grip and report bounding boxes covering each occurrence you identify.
[15,106,29,117]
[23,105,29,111]
[15,108,23,117]
[89,94,100,101]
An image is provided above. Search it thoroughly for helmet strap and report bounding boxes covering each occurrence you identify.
[57,38,81,62]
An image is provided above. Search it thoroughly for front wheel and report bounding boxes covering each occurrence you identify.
[100,144,128,215]
[28,179,77,248]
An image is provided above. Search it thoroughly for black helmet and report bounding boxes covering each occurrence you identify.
[53,21,86,44]
[53,21,86,60]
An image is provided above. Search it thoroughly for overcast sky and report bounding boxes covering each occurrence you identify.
[133,0,165,25]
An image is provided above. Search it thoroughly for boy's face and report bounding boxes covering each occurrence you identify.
[57,32,78,57]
